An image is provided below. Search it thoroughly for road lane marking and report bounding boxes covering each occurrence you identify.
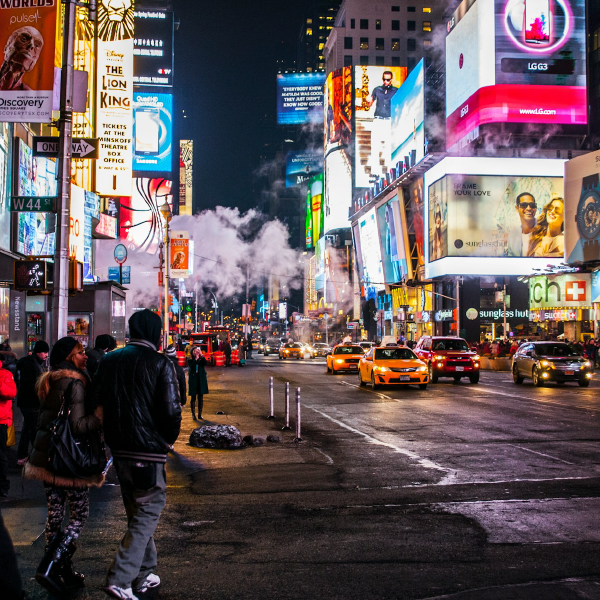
[339,380,392,400]
[507,444,575,465]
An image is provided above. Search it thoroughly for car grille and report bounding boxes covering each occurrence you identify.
[345,358,360,364]
[391,367,418,372]
[446,357,471,366]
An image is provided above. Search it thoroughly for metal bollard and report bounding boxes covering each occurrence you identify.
[267,376,275,419]
[282,381,291,430]
[294,387,302,442]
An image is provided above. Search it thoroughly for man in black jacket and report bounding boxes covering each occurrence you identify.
[15,340,49,465]
[90,310,181,600]
[164,345,186,407]
[85,334,116,379]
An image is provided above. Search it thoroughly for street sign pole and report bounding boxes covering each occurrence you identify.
[52,0,76,346]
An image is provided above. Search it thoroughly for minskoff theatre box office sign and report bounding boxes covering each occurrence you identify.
[528,273,591,310]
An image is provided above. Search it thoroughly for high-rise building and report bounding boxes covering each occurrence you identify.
[298,0,342,72]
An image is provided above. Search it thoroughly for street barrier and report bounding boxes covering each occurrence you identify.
[283,381,291,430]
[267,376,275,419]
[295,387,302,442]
[214,351,225,367]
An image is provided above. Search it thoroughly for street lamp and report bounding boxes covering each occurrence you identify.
[160,201,172,350]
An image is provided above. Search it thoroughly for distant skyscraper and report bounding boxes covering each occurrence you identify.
[298,0,342,72]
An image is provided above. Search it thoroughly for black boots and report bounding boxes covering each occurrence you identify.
[36,533,83,595]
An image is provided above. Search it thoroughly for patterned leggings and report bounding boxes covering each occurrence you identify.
[44,484,90,545]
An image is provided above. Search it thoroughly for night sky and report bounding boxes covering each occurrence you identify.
[173,0,306,213]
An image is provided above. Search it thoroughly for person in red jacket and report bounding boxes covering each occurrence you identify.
[0,354,17,497]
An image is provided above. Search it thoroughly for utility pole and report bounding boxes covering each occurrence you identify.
[455,278,461,338]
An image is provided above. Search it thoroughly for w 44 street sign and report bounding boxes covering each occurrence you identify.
[10,196,55,212]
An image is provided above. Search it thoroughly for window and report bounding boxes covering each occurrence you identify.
[306,28,313,36]
[350,18,355,29]
[376,19,382,30]
[408,57,416,71]
[360,19,368,29]
[307,18,313,24]
[360,55,369,65]
[376,56,384,66]
[407,6,416,11]
[423,39,432,47]
[392,5,400,11]
[423,21,431,32]
[375,38,384,50]
[407,20,416,31]
[391,38,400,51]
[392,20,400,30]
[344,36,353,49]
[423,7,431,12]
[344,55,353,66]
[360,37,369,50]
[407,38,416,51]
[391,56,400,66]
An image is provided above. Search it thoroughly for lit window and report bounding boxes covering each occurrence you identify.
[376,38,384,50]
[318,43,324,50]
[423,39,432,47]
[376,19,382,30]
[306,28,313,36]
[423,7,431,12]
[423,21,431,32]
[360,37,369,50]
[391,38,400,51]
[307,18,313,24]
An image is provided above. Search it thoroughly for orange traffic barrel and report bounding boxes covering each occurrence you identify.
[214,351,225,366]
[231,349,239,365]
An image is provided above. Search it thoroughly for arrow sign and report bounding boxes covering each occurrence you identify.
[33,137,99,159]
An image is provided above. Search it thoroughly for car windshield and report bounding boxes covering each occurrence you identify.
[433,339,469,351]
[375,348,417,360]
[334,346,363,355]
[535,343,581,357]
[287,343,301,348]
[314,343,328,348]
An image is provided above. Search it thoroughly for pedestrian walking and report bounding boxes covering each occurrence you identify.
[188,346,208,420]
[15,340,49,466]
[223,339,232,366]
[0,354,17,497]
[164,345,187,409]
[24,337,104,596]
[85,334,116,379]
[90,309,181,600]
[238,337,247,366]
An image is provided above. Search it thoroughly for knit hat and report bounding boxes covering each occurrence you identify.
[95,334,114,351]
[164,345,177,358]
[129,309,162,348]
[33,340,50,354]
[50,337,79,368]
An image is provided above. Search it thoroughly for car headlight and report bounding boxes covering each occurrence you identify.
[434,355,445,361]
[375,365,390,373]
[418,366,427,372]
[472,355,480,361]
[540,360,550,367]
[584,361,592,368]
[335,358,344,364]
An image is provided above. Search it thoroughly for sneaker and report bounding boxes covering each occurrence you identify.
[133,573,160,593]
[103,585,139,600]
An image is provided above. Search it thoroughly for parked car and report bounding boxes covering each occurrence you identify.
[512,341,592,387]
[414,336,480,384]
[326,344,364,374]
[312,342,331,357]
[358,346,428,390]
[263,338,282,357]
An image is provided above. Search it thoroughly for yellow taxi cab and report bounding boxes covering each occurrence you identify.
[279,342,304,360]
[358,345,429,389]
[326,344,364,373]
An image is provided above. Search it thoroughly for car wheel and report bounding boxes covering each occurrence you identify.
[513,366,524,384]
[428,362,438,383]
[532,366,545,387]
[469,373,479,384]
[418,383,427,390]
[358,370,367,387]
[326,363,331,374]
[371,372,380,390]
[579,379,590,388]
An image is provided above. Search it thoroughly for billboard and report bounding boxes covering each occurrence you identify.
[408,177,426,266]
[0,2,57,123]
[564,150,600,264]
[132,92,173,173]
[376,194,412,285]
[69,185,86,264]
[96,0,135,196]
[277,72,325,125]
[446,0,587,151]
[0,123,11,251]
[529,273,591,309]
[354,66,407,189]
[305,173,324,250]
[179,140,193,215]
[170,231,189,279]
[424,157,566,278]
[357,209,384,300]
[133,9,174,87]
[391,60,425,167]
[286,151,322,188]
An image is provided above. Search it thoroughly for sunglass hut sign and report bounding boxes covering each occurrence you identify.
[529,274,591,309]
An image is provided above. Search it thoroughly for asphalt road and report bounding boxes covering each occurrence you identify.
[4,354,600,599]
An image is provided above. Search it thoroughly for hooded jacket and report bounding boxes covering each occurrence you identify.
[89,310,181,462]
[24,363,104,488]
[16,353,47,409]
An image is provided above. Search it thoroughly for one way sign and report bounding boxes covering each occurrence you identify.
[33,137,99,159]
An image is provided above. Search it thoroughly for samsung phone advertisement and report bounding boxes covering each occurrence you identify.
[133,93,173,173]
[277,72,325,125]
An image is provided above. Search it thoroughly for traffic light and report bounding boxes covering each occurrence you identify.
[251,299,256,310]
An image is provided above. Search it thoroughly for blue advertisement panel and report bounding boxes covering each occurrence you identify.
[277,72,325,125]
[132,92,173,173]
[286,151,323,188]
[376,197,411,285]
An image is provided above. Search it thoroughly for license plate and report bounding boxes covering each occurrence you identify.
[349,364,357,369]
[455,366,464,372]
[400,376,410,381]
[565,370,574,376]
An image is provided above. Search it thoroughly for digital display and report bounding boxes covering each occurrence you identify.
[305,173,324,249]
[358,209,385,300]
[286,151,323,188]
[133,93,173,173]
[134,10,174,87]
[376,195,412,285]
[277,72,325,125]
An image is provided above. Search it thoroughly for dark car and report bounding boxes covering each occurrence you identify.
[263,338,281,357]
[512,341,592,387]
[414,335,480,384]
[312,342,331,357]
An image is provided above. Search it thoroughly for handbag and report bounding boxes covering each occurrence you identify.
[48,382,107,479]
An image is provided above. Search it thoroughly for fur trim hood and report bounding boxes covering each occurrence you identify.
[36,368,88,401]
[23,461,105,489]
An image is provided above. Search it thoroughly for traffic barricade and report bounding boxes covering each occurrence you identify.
[231,349,239,365]
[214,351,225,366]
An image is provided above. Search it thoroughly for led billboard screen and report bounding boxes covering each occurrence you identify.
[277,72,325,125]
[286,151,323,188]
[446,0,587,151]
[425,157,566,278]
[133,92,173,173]
[358,209,384,300]
[354,66,407,189]
[305,173,324,250]
[391,60,424,167]
[0,123,11,252]
[564,150,600,264]
[376,195,412,285]
[134,10,174,87]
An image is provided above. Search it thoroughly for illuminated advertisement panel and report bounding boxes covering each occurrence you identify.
[179,140,193,215]
[354,66,407,188]
[0,2,57,123]
[314,236,325,291]
[96,0,134,196]
[0,123,11,251]
[170,230,189,279]
[69,185,86,264]
[564,150,600,264]
[351,222,364,287]
[306,173,324,249]
[358,209,384,300]
[391,60,425,167]
[324,243,351,306]
[277,72,325,125]
[376,194,412,285]
[134,10,173,87]
[407,178,426,266]
[84,191,99,283]
[446,0,586,151]
[286,151,322,188]
[425,157,566,278]
[132,92,172,173]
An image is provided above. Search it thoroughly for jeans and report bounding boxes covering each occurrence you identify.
[17,407,39,461]
[106,460,167,588]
